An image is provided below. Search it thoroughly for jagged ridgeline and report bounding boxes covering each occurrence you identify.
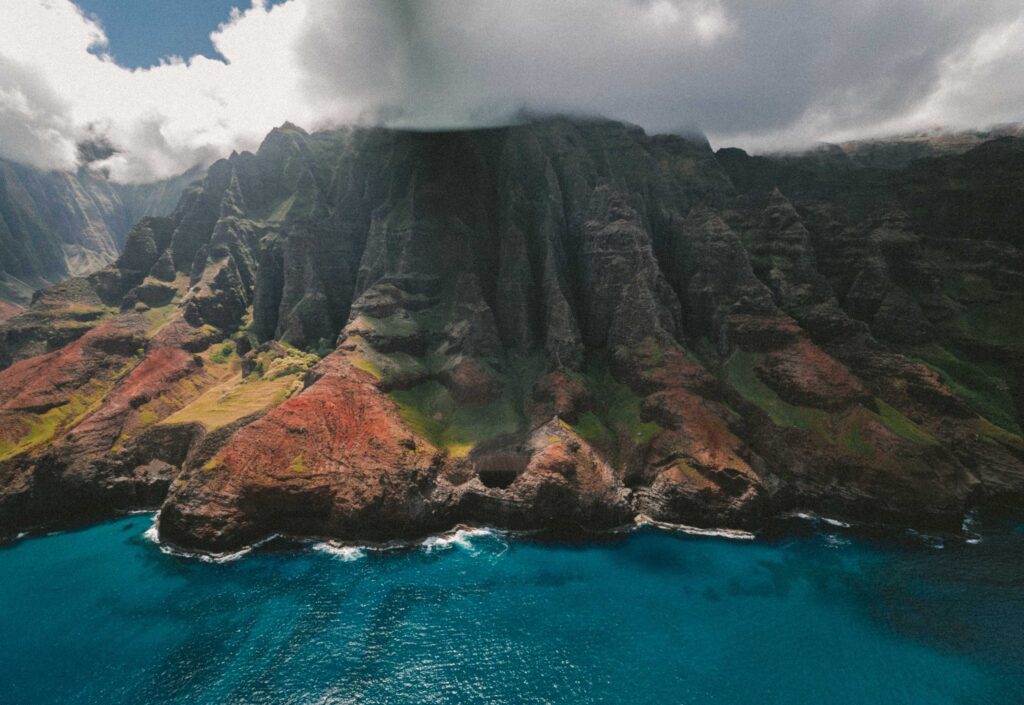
[0,158,199,305]
[1,119,1022,552]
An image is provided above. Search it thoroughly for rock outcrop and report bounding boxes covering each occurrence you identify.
[1,118,1022,551]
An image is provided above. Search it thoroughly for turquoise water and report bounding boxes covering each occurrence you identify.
[2,518,1022,704]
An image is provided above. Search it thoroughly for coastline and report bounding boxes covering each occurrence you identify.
[5,489,1006,562]
[133,509,992,564]
[2,504,998,558]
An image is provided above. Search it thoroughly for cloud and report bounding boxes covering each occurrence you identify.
[0,0,311,182]
[1,0,1023,182]
[0,55,79,171]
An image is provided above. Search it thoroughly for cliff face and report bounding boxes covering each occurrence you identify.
[0,159,199,304]
[1,118,1022,551]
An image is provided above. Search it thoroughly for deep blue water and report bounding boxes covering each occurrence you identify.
[2,517,1023,705]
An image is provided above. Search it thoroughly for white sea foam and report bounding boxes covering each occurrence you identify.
[142,513,277,562]
[132,503,992,562]
[311,526,508,561]
[141,511,511,563]
[139,512,762,564]
[313,543,366,561]
[907,529,945,549]
[421,526,498,553]
[633,514,756,541]
[961,512,983,545]
[180,534,281,563]
[823,533,851,548]
[786,511,852,528]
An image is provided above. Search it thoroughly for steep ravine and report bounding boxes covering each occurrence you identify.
[0,158,199,304]
[1,118,1022,551]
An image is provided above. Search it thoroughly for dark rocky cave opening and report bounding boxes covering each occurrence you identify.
[474,450,531,489]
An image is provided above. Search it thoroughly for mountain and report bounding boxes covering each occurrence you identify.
[0,159,201,304]
[838,124,1024,169]
[0,118,1021,552]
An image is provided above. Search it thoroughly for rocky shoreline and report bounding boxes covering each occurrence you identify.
[5,504,1000,566]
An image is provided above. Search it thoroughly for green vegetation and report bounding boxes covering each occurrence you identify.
[391,380,523,457]
[977,417,1024,451]
[504,353,548,413]
[690,337,721,368]
[141,305,177,335]
[352,356,384,380]
[675,461,704,483]
[307,338,334,359]
[573,411,614,448]
[723,351,829,432]
[837,425,873,459]
[62,303,111,321]
[248,344,320,380]
[210,341,236,365]
[871,399,938,446]
[567,354,663,457]
[0,411,66,462]
[387,353,542,456]
[349,314,420,338]
[588,357,661,444]
[911,345,1021,434]
[160,373,301,431]
[290,454,307,474]
[345,308,445,359]
[946,298,1024,348]
[0,388,107,462]
[267,194,296,222]
[722,350,941,454]
[374,350,429,383]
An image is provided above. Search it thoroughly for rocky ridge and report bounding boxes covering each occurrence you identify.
[1,118,1022,552]
[0,158,200,304]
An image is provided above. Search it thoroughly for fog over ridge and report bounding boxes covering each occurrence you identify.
[1,0,1022,182]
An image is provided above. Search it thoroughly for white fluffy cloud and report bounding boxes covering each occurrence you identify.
[1,0,1023,182]
[0,0,312,181]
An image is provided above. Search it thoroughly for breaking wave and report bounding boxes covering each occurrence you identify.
[312,543,366,561]
[421,526,500,553]
[633,514,756,540]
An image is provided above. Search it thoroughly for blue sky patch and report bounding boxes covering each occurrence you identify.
[76,0,285,68]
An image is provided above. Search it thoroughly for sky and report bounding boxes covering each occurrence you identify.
[1,0,1023,183]
[73,0,260,68]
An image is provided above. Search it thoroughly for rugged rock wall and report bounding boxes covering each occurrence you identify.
[0,159,199,304]
[1,118,1022,551]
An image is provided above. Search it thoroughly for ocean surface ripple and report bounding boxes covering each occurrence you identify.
[2,515,1022,704]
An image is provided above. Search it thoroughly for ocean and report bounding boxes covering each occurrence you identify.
[2,515,1022,704]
